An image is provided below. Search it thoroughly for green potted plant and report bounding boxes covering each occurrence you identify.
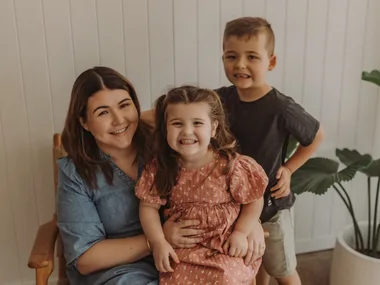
[289,69,380,285]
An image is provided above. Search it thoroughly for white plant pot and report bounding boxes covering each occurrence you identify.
[330,222,380,285]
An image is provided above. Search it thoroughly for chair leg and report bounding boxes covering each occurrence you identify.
[36,263,53,285]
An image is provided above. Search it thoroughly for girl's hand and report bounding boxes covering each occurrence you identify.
[271,166,292,199]
[151,240,180,272]
[244,220,266,265]
[163,212,205,248]
[223,230,248,257]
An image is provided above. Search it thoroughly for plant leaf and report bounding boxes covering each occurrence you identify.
[362,69,380,87]
[291,154,371,195]
[336,148,376,176]
[286,136,299,160]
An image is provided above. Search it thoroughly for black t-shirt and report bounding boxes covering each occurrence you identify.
[216,86,320,213]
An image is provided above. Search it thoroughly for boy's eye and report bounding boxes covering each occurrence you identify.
[248,55,259,60]
[226,55,236,60]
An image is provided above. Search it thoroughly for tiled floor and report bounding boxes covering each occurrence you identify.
[269,250,333,285]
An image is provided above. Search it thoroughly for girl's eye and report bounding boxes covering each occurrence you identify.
[194,121,203,126]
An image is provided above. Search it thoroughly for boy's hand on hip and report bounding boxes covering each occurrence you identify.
[270,166,292,199]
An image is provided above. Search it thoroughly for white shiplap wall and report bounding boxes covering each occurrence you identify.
[0,0,379,284]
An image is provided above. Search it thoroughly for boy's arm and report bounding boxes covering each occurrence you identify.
[284,125,325,174]
[141,109,156,127]
[271,126,325,198]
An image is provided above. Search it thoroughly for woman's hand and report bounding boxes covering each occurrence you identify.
[163,212,205,249]
[151,240,179,272]
[244,220,267,265]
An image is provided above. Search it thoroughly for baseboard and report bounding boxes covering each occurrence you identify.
[296,235,336,254]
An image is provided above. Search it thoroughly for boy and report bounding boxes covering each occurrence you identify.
[217,17,324,285]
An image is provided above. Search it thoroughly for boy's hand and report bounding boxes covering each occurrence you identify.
[244,220,267,265]
[271,166,292,199]
[223,230,248,257]
[151,240,180,272]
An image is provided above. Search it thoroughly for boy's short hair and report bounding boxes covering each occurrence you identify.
[223,17,275,56]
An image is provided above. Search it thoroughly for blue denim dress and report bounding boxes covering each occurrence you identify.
[56,153,158,285]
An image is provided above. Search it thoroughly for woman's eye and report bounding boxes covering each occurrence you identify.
[98,111,108,116]
[172,122,182,126]
[120,103,130,108]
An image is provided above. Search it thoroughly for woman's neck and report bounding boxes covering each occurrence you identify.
[100,144,137,165]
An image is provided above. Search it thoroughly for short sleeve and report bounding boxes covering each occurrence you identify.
[56,157,105,268]
[283,99,320,146]
[135,162,167,206]
[229,155,268,204]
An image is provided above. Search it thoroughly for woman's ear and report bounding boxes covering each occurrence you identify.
[211,120,219,137]
[79,117,89,131]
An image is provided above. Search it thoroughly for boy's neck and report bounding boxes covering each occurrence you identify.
[236,84,272,102]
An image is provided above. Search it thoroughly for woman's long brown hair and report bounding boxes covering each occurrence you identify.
[61,66,152,189]
[153,85,237,197]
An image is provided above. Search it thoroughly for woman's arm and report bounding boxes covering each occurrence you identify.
[76,235,150,275]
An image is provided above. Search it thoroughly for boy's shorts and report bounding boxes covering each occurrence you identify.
[261,208,297,278]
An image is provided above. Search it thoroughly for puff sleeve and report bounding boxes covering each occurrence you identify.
[229,154,268,204]
[135,162,167,206]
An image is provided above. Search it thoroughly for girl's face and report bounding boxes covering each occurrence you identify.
[81,88,139,155]
[165,102,218,165]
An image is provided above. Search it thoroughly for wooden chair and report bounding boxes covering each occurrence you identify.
[28,133,68,285]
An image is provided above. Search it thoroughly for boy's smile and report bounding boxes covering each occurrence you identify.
[222,34,276,100]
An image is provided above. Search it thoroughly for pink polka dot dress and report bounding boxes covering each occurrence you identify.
[135,154,268,285]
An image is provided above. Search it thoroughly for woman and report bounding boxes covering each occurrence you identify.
[57,66,203,285]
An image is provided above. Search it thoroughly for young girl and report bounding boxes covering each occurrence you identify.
[135,86,268,284]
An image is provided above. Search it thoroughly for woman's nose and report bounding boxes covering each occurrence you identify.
[112,111,124,125]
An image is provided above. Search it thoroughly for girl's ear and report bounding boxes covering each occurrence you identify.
[211,120,219,137]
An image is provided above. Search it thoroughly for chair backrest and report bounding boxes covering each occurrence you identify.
[53,133,68,281]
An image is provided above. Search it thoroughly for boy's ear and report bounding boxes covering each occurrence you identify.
[211,120,219,137]
[268,55,277,71]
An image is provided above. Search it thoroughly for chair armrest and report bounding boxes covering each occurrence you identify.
[28,218,59,269]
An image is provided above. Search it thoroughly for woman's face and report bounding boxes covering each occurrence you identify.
[81,88,139,155]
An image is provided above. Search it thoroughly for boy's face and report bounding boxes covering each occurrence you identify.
[222,33,276,91]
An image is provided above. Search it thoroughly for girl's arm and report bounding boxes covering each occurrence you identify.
[139,201,180,272]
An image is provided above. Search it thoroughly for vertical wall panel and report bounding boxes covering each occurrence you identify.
[295,0,329,251]
[282,0,307,104]
[123,0,151,110]
[320,0,350,238]
[265,0,286,90]
[173,0,198,86]
[243,0,266,17]
[70,0,100,75]
[198,0,220,89]
[42,0,75,133]
[0,0,40,282]
[148,0,174,100]
[0,123,21,285]
[14,0,55,225]
[220,0,243,86]
[97,0,125,74]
